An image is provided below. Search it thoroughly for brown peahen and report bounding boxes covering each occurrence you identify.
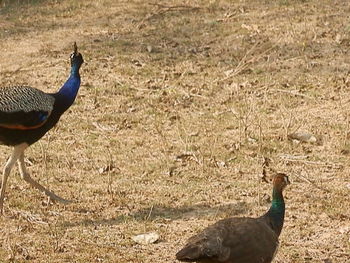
[176,173,290,263]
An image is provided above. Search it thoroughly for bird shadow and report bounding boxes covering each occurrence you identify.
[60,201,252,229]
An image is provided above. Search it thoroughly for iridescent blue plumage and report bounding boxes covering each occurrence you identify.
[0,43,84,213]
[54,60,82,111]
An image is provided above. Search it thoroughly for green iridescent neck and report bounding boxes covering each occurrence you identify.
[265,188,285,236]
[271,189,284,208]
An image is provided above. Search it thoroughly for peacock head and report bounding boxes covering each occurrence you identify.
[272,173,290,192]
[70,42,84,69]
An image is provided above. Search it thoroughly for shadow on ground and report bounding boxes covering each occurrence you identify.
[60,201,251,228]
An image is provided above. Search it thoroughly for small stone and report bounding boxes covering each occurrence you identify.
[132,232,159,245]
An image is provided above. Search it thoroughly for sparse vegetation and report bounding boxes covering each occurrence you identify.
[0,0,349,262]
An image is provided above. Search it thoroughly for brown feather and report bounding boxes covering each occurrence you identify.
[176,174,289,263]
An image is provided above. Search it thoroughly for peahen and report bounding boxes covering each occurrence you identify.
[0,42,84,213]
[176,173,290,263]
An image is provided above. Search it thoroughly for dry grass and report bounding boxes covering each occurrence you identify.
[0,0,349,262]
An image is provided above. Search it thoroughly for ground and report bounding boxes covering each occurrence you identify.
[0,0,349,262]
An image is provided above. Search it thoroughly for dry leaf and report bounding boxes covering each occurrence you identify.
[146,45,153,53]
[98,164,115,174]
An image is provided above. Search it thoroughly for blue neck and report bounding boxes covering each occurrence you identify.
[264,188,285,236]
[56,65,81,111]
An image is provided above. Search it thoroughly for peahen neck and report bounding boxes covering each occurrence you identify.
[56,64,81,111]
[264,188,285,236]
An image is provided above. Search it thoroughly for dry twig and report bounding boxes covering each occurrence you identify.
[279,155,343,170]
[270,88,316,100]
[217,43,276,82]
[137,4,201,29]
[293,172,331,193]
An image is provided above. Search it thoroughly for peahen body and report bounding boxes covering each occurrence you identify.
[176,173,290,263]
[0,43,84,213]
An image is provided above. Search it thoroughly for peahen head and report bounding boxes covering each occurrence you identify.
[70,42,84,74]
[272,173,290,193]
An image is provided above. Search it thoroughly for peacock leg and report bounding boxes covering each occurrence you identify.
[0,144,27,213]
[17,151,72,205]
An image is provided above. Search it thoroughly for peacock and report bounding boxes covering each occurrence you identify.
[0,42,84,213]
[176,173,290,263]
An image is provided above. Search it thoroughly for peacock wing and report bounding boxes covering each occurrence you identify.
[0,86,55,129]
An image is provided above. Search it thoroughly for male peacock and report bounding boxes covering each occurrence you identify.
[176,173,290,263]
[0,43,84,213]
